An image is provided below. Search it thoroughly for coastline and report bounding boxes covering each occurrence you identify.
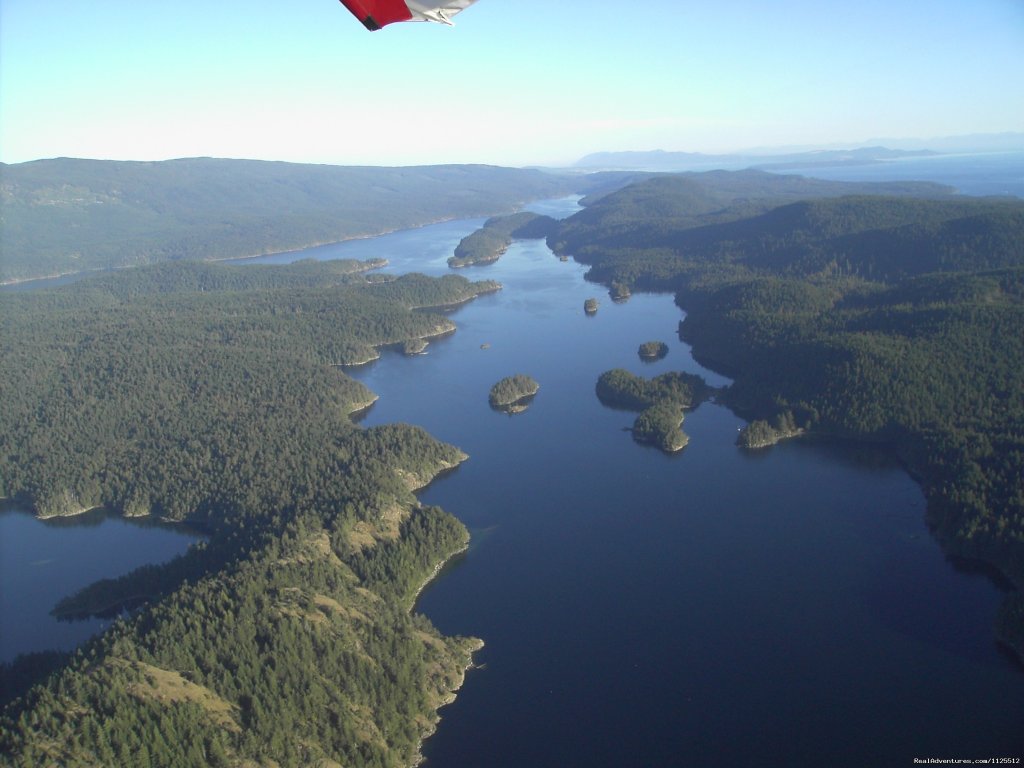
[346,393,381,419]
[2,206,531,288]
[411,630,484,768]
[340,326,459,369]
[0,267,105,288]
[448,245,508,269]
[736,425,806,450]
[412,543,469,609]
[402,451,484,768]
[0,245,391,290]
[35,503,103,521]
[408,282,503,313]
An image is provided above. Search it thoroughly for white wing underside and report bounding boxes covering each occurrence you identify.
[405,0,478,25]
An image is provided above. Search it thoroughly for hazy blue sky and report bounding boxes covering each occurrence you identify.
[1,0,1022,166]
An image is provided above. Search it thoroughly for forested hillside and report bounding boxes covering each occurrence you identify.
[550,171,1024,658]
[559,168,954,229]
[0,260,494,766]
[558,182,1024,287]
[0,260,500,520]
[0,158,577,282]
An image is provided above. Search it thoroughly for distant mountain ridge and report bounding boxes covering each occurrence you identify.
[860,131,1024,154]
[0,157,576,283]
[574,132,1024,172]
[574,146,936,172]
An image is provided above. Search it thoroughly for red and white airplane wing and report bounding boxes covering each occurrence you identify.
[339,0,479,30]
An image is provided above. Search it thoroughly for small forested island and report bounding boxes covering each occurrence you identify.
[584,297,599,314]
[553,168,1024,658]
[595,368,714,452]
[448,212,557,268]
[638,341,669,361]
[596,368,714,411]
[0,259,497,766]
[488,374,540,414]
[632,401,688,452]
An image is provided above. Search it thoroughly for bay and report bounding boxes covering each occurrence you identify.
[225,215,490,273]
[0,505,202,663]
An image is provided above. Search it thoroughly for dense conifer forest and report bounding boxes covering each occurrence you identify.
[0,260,494,766]
[487,374,540,413]
[552,171,1024,656]
[0,158,577,282]
[595,369,714,452]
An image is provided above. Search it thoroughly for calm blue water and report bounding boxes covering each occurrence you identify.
[334,217,1024,766]
[226,216,488,273]
[778,151,1024,198]
[226,196,585,273]
[0,506,201,663]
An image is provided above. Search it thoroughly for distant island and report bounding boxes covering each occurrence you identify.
[638,341,669,361]
[584,298,599,315]
[448,212,558,268]
[489,374,540,414]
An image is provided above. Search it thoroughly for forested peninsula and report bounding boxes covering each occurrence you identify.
[0,260,495,766]
[551,169,1024,658]
[448,212,558,268]
[0,158,577,283]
